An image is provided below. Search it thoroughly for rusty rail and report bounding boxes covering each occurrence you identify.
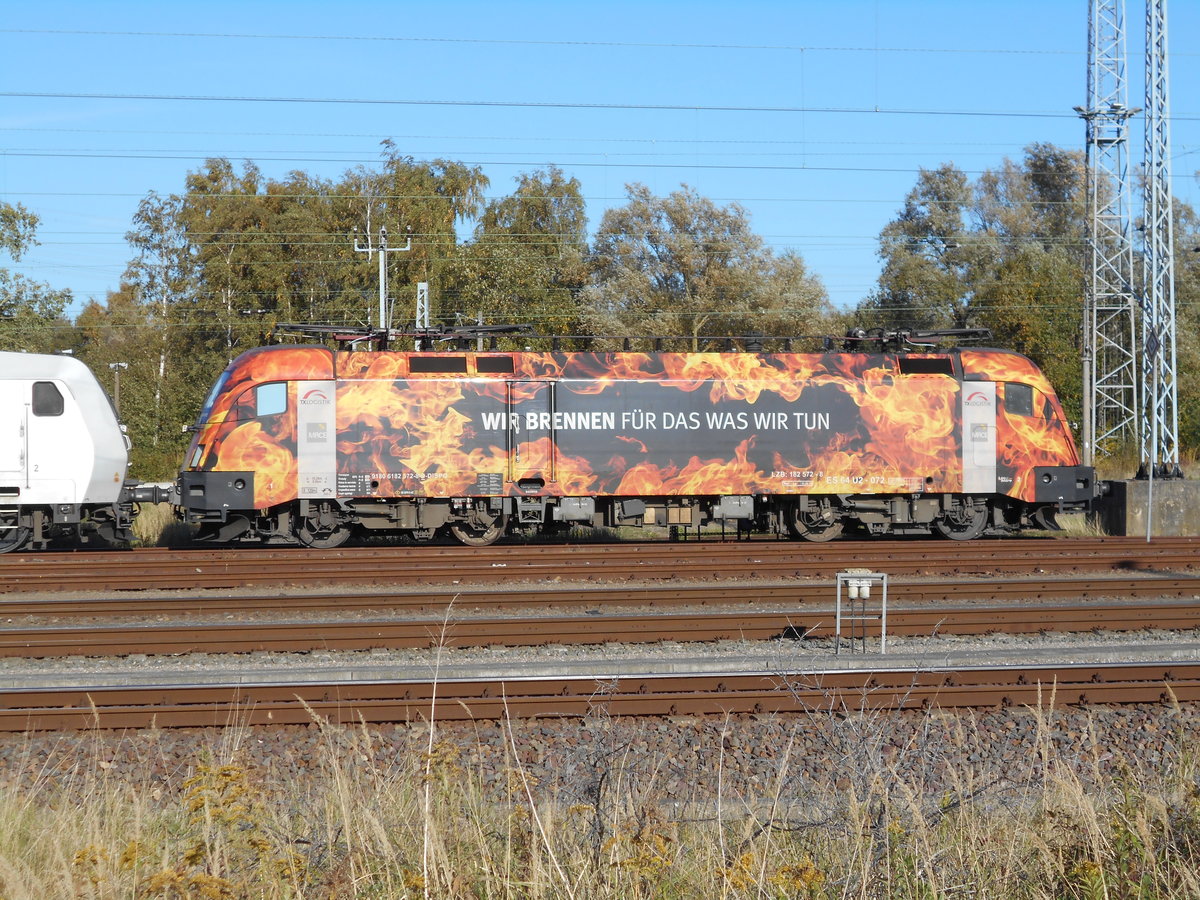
[2,536,1198,594]
[1,662,1196,730]
[0,595,1197,659]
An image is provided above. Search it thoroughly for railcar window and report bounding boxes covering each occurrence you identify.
[897,357,954,376]
[256,382,287,417]
[410,356,468,373]
[1006,382,1034,417]
[476,356,515,374]
[32,382,64,417]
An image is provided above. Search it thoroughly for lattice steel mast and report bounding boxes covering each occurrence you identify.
[1077,0,1140,465]
[1140,0,1181,477]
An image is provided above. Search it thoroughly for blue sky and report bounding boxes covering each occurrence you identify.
[2,0,1197,320]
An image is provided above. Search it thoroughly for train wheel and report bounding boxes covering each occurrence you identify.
[295,506,352,549]
[785,506,845,543]
[934,500,988,541]
[449,512,508,547]
[297,521,352,549]
[0,514,30,553]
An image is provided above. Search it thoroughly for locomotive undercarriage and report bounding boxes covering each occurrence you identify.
[187,489,1077,547]
[0,501,135,553]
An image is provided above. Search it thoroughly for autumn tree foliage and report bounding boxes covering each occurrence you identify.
[0,202,72,353]
[581,183,834,347]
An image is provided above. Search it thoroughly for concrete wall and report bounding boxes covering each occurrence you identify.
[1095,479,1200,537]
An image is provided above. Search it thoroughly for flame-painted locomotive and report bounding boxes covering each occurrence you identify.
[177,333,1095,547]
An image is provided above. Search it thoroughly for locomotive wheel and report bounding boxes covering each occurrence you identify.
[297,521,352,549]
[785,506,845,543]
[295,512,352,549]
[0,516,30,553]
[933,500,989,541]
[449,512,508,547]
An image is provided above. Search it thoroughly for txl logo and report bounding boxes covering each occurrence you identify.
[302,389,329,403]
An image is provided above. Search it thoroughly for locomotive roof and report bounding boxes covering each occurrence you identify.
[0,350,95,382]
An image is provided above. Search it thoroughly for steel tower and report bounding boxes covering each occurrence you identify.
[1078,0,1140,464]
[1140,0,1181,477]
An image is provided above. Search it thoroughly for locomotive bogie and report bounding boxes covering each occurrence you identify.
[177,345,1094,546]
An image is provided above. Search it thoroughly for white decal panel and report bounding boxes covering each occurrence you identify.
[961,382,997,494]
[297,381,337,499]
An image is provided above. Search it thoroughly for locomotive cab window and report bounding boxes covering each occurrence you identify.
[256,382,287,417]
[1005,382,1034,417]
[230,382,287,420]
[32,381,64,417]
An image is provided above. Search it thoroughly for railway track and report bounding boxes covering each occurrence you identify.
[1,537,1197,732]
[1,662,1196,731]
[1,596,1199,658]
[2,536,1197,594]
[2,572,1199,619]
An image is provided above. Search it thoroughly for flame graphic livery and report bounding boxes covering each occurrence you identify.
[182,346,1081,509]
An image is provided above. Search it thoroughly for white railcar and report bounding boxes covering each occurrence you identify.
[0,351,134,551]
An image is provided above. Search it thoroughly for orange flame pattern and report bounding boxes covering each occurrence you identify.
[182,346,1080,510]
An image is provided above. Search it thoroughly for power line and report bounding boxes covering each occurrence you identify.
[0,28,1087,56]
[0,90,1084,120]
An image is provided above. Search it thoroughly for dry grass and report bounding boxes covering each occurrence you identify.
[131,503,194,549]
[0,705,1198,898]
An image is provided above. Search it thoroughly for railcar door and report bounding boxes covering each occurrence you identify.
[0,381,27,491]
[961,382,998,493]
[24,379,82,503]
[508,380,554,485]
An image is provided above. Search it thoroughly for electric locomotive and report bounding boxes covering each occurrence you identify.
[0,351,165,552]
[176,333,1094,547]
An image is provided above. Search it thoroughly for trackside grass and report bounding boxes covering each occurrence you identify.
[0,703,1197,898]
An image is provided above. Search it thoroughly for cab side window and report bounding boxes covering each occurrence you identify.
[1005,382,1034,417]
[229,382,287,421]
[256,382,287,417]
[32,382,64,417]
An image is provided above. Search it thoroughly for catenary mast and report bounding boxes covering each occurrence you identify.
[1078,0,1140,466]
[1140,0,1181,478]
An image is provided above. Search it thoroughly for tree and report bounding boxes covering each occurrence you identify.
[580,183,832,347]
[120,190,205,466]
[1169,198,1200,453]
[868,163,987,331]
[441,166,588,335]
[0,202,72,352]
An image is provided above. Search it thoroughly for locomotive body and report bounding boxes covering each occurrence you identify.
[178,344,1094,546]
[0,351,136,551]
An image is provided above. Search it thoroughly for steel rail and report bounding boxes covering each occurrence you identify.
[2,536,1198,593]
[1,597,1198,659]
[1,662,1196,731]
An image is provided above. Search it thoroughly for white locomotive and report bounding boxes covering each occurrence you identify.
[0,351,164,552]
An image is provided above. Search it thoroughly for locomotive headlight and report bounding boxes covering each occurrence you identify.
[1041,473,1053,484]
[233,478,246,490]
